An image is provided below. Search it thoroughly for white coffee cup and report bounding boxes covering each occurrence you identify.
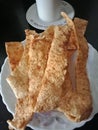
[36,0,61,22]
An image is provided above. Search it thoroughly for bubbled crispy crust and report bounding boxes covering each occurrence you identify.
[6,13,93,130]
[34,25,72,112]
[28,26,54,108]
[58,13,92,122]
[7,26,55,130]
[5,42,24,71]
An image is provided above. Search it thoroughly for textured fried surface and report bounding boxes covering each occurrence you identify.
[28,26,54,108]
[5,13,93,130]
[34,25,72,112]
[58,14,92,122]
[5,42,24,71]
[6,30,37,130]
[7,27,55,130]
[6,30,39,99]
[7,96,33,130]
[29,26,54,93]
[6,41,30,99]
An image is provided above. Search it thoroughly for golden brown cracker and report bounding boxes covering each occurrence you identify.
[5,42,24,71]
[58,15,92,122]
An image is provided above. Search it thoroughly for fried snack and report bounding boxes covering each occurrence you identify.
[7,96,34,130]
[29,26,54,92]
[34,25,73,112]
[5,12,93,130]
[5,42,24,71]
[6,31,35,130]
[6,30,39,129]
[28,26,54,108]
[7,27,55,130]
[6,70,29,99]
[58,13,92,122]
[6,42,29,98]
[6,29,38,99]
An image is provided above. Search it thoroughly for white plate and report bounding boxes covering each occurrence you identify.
[0,43,98,130]
[26,1,75,30]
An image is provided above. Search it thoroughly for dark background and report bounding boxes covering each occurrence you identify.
[0,0,98,129]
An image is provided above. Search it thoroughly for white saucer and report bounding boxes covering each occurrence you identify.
[26,1,75,30]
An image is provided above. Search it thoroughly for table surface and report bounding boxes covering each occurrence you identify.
[0,0,98,130]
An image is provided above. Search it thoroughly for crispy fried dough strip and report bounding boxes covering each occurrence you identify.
[58,14,92,122]
[34,25,72,112]
[5,42,24,71]
[7,27,55,130]
[7,31,38,130]
[29,26,54,93]
[6,41,30,99]
[18,29,38,75]
[7,96,33,130]
[61,12,79,50]
[6,30,38,99]
[61,12,79,89]
[28,26,54,109]
[6,46,29,99]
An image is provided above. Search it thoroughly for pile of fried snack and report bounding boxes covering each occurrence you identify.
[5,12,93,130]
